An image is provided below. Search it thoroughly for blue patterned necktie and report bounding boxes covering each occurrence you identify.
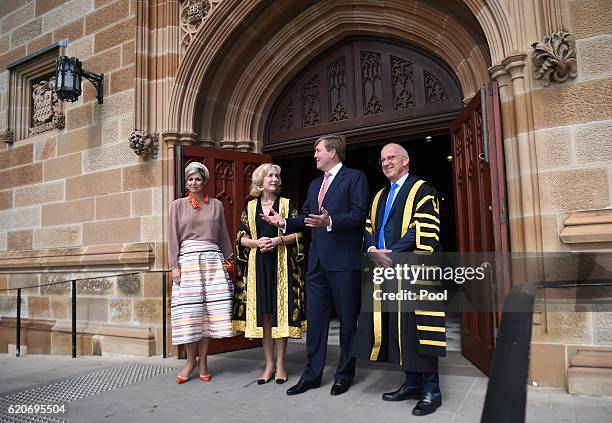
[377,183,399,249]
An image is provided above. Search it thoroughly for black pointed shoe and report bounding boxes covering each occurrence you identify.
[330,380,351,396]
[412,391,442,416]
[286,378,320,395]
[257,372,275,385]
[381,382,421,401]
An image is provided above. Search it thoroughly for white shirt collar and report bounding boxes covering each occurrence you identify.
[326,162,343,177]
[393,172,410,189]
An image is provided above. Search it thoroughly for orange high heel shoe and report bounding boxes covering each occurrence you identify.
[177,360,196,384]
[176,374,190,384]
[199,373,212,382]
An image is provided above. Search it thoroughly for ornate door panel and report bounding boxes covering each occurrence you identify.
[178,146,272,354]
[451,81,509,375]
[265,37,464,156]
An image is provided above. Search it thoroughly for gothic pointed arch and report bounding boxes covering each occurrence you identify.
[264,37,464,155]
[165,0,517,147]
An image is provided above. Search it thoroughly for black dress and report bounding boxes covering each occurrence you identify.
[232,196,306,339]
[255,199,278,321]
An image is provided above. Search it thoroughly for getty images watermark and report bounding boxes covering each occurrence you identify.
[371,262,493,302]
[360,251,612,313]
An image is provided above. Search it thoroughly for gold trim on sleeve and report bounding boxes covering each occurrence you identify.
[417,325,446,332]
[415,195,435,213]
[415,310,446,317]
[419,339,447,347]
[413,212,441,224]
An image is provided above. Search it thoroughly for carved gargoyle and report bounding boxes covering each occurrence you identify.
[531,31,577,86]
[129,130,159,160]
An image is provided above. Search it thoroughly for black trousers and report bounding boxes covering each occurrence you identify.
[302,266,361,383]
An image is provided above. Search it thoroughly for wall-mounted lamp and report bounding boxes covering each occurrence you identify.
[55,56,104,104]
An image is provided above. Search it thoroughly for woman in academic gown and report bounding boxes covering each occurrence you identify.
[233,163,306,384]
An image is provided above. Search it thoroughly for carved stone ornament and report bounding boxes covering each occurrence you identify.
[180,0,222,54]
[30,76,65,136]
[129,130,160,159]
[0,128,15,144]
[531,31,577,87]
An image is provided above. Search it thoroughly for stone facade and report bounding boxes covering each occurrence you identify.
[0,0,165,357]
[0,0,610,394]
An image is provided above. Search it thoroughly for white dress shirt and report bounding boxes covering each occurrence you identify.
[368,172,410,251]
[320,162,343,231]
[282,162,343,232]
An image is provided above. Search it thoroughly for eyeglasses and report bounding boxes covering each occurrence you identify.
[379,155,407,165]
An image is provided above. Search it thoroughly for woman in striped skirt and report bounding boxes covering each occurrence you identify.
[168,162,235,383]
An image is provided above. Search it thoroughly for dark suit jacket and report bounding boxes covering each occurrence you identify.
[285,165,368,272]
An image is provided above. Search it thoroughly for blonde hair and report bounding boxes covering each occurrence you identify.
[250,163,282,197]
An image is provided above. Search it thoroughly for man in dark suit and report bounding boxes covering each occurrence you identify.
[353,143,445,416]
[262,134,368,396]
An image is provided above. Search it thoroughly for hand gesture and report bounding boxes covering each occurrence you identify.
[369,248,393,268]
[255,237,271,250]
[260,209,286,228]
[171,268,181,285]
[305,207,331,228]
[259,237,280,253]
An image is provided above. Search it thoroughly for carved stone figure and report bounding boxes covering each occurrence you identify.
[531,31,577,86]
[129,130,159,159]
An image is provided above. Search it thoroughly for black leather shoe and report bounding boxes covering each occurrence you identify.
[330,380,351,396]
[381,382,421,401]
[286,378,320,395]
[412,391,442,416]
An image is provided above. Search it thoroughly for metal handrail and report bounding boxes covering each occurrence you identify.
[481,274,612,423]
[1,270,171,359]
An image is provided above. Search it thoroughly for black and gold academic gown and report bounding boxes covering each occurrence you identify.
[353,174,446,372]
[232,197,306,339]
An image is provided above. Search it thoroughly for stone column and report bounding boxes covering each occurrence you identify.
[490,54,544,257]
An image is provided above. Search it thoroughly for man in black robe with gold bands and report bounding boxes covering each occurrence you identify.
[353,143,445,417]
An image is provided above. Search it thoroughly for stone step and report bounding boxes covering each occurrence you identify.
[570,346,612,369]
[568,346,612,396]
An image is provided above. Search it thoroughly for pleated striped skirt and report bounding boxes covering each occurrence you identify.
[171,240,235,345]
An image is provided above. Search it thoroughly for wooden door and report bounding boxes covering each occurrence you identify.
[178,146,272,354]
[451,81,509,374]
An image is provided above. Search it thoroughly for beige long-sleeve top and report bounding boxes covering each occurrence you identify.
[168,197,233,268]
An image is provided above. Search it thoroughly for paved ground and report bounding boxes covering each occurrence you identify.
[0,344,611,423]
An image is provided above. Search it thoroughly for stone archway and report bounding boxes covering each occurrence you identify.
[167,0,496,149]
[163,0,559,257]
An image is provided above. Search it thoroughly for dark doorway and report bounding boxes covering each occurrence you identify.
[274,133,456,252]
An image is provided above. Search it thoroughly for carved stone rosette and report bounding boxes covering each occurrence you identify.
[0,129,15,144]
[531,31,577,86]
[180,0,223,54]
[129,130,160,159]
[30,77,65,136]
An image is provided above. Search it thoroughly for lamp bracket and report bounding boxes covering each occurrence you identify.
[81,69,104,104]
